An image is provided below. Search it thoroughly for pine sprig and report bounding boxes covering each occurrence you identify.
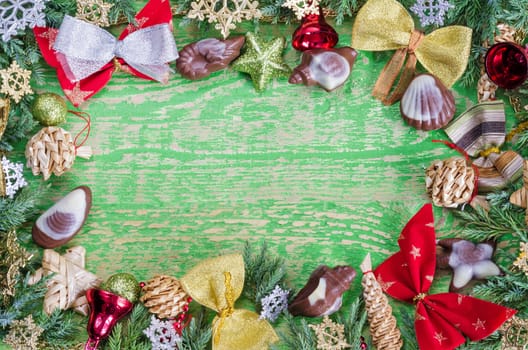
[333,297,368,347]
[400,308,418,350]
[472,272,528,316]
[36,309,84,349]
[243,241,287,305]
[103,304,151,350]
[176,308,212,350]
[0,185,43,232]
[272,312,317,350]
[108,0,137,25]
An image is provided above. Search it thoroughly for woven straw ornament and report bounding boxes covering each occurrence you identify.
[425,157,475,208]
[510,160,528,225]
[25,126,91,181]
[140,275,190,319]
[28,246,101,315]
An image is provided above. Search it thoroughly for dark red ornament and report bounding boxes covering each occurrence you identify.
[291,6,339,51]
[485,42,528,89]
[84,289,134,350]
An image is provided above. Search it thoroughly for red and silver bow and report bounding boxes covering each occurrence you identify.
[375,204,516,350]
[34,0,178,106]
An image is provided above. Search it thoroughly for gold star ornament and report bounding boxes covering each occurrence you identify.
[76,0,114,27]
[231,32,291,92]
[309,315,350,350]
[0,61,32,103]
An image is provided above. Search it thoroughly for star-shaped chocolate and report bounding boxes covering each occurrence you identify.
[437,238,502,292]
[231,32,291,92]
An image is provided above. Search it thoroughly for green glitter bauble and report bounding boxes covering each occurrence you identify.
[101,273,140,303]
[31,93,68,126]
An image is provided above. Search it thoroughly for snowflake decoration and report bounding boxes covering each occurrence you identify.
[259,285,289,322]
[187,0,261,39]
[309,315,350,350]
[143,315,181,350]
[76,0,114,27]
[410,0,454,27]
[282,0,320,20]
[4,315,43,350]
[0,61,33,103]
[1,156,27,199]
[513,242,528,276]
[0,0,48,42]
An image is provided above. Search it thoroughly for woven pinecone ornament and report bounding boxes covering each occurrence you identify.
[140,275,190,319]
[425,157,475,208]
[25,127,91,181]
[477,73,498,103]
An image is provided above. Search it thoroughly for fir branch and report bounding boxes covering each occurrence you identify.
[456,332,501,350]
[0,185,43,232]
[102,304,151,350]
[333,297,368,347]
[176,308,212,350]
[400,309,418,350]
[472,272,528,316]
[43,0,77,28]
[272,312,317,350]
[500,0,528,34]
[453,204,526,242]
[243,241,287,305]
[36,309,84,349]
[108,0,137,25]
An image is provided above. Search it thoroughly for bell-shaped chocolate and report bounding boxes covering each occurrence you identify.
[84,289,134,350]
[291,6,339,51]
[485,42,528,89]
[288,265,356,317]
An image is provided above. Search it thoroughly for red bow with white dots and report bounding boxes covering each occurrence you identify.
[375,204,515,350]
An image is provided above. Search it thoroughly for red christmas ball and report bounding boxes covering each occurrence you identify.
[291,7,338,51]
[485,42,528,89]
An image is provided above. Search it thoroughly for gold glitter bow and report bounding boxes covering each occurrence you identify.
[180,254,278,350]
[351,0,472,105]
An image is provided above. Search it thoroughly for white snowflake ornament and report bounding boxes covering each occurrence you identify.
[282,0,320,20]
[259,285,289,322]
[143,315,181,350]
[410,0,454,27]
[1,156,28,199]
[0,0,49,42]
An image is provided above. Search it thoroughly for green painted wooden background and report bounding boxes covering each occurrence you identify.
[3,10,507,348]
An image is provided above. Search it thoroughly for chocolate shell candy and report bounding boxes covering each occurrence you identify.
[288,265,356,317]
[289,47,357,92]
[176,36,245,80]
[32,186,92,248]
[400,74,455,131]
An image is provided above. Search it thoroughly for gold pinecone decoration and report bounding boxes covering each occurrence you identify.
[25,127,91,181]
[425,157,475,208]
[140,275,190,319]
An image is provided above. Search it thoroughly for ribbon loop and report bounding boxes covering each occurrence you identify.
[53,16,178,84]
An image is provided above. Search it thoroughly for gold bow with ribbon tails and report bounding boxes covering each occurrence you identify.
[180,254,278,350]
[351,0,472,105]
[444,101,524,192]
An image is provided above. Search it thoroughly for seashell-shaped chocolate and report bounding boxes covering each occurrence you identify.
[32,186,92,248]
[176,36,245,80]
[400,73,455,131]
[289,47,357,92]
[288,265,356,317]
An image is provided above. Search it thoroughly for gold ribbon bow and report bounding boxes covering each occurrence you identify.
[180,254,278,350]
[351,0,472,105]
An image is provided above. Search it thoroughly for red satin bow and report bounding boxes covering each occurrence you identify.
[375,204,515,350]
[33,0,173,106]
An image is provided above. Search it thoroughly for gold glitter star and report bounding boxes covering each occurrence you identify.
[64,83,94,106]
[309,315,350,350]
[513,242,528,276]
[0,61,33,103]
[0,230,32,305]
[410,245,421,260]
[76,0,114,27]
[4,315,43,350]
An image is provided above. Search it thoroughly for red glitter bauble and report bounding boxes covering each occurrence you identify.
[485,42,528,89]
[291,6,338,51]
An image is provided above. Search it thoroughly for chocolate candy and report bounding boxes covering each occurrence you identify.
[32,186,92,248]
[289,47,357,92]
[289,265,356,317]
[176,36,245,80]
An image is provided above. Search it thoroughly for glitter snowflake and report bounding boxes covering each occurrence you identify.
[0,0,48,42]
[282,0,320,20]
[259,285,289,322]
[1,156,27,199]
[187,0,261,39]
[309,315,350,350]
[143,315,181,350]
[0,61,33,103]
[410,0,454,27]
[513,242,528,276]
[4,315,43,350]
